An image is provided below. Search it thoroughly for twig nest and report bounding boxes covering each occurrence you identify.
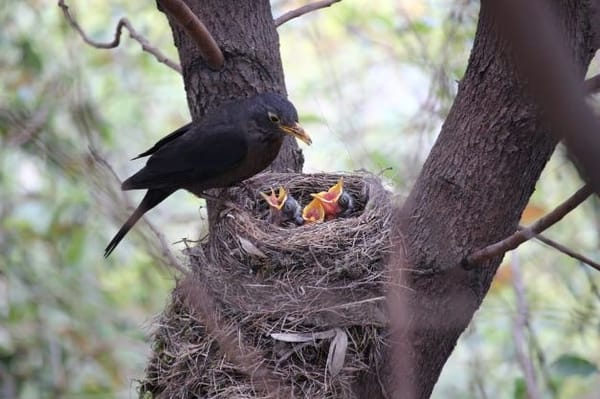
[141,172,396,399]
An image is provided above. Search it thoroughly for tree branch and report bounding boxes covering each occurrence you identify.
[57,0,182,74]
[510,252,541,399]
[5,107,48,146]
[463,184,594,268]
[274,0,341,27]
[521,226,600,272]
[157,0,224,70]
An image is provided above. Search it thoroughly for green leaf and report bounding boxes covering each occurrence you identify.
[513,377,526,399]
[550,354,599,378]
[65,227,86,264]
[17,37,42,73]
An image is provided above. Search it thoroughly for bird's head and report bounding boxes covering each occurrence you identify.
[254,93,312,145]
[260,186,288,210]
[310,177,345,217]
[261,186,304,226]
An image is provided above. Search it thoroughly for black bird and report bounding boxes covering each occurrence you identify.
[104,93,311,257]
[337,190,355,217]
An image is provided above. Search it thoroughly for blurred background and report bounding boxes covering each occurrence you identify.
[1,0,599,397]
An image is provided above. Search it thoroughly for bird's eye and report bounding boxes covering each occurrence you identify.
[268,112,280,124]
[339,196,348,207]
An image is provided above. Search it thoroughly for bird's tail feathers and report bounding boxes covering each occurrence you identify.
[104,188,174,258]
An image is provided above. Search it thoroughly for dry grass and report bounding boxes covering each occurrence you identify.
[139,172,395,398]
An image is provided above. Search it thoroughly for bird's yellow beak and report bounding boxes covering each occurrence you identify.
[280,122,312,145]
[310,178,345,217]
[311,178,344,204]
[260,187,288,210]
[302,197,325,223]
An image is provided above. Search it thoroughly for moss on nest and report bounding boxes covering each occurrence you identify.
[139,172,395,399]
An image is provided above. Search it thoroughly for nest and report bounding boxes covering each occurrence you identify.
[139,172,396,399]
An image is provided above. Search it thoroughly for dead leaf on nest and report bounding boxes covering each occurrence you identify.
[270,329,337,343]
[237,236,267,258]
[327,328,348,378]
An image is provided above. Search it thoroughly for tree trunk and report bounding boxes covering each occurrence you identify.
[384,2,598,398]
[160,0,304,226]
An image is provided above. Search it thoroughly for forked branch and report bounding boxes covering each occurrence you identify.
[463,184,593,269]
[521,226,600,272]
[57,0,182,73]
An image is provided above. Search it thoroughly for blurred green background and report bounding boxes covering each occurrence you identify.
[1,0,599,398]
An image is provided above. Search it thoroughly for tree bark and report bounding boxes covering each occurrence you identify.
[384,2,598,398]
[159,0,304,226]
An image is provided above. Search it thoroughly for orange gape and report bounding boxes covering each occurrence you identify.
[309,177,349,221]
[261,186,304,226]
[302,197,326,223]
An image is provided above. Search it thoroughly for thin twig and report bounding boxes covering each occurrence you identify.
[519,226,600,272]
[6,107,49,146]
[274,0,342,27]
[463,184,593,268]
[88,145,186,274]
[510,251,541,399]
[527,325,559,396]
[157,0,224,70]
[57,0,182,74]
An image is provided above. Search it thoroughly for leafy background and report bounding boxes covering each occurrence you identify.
[1,0,599,397]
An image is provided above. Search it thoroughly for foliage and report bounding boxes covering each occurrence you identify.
[1,1,178,397]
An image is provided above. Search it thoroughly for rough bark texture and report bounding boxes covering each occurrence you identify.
[382,2,598,398]
[159,0,304,225]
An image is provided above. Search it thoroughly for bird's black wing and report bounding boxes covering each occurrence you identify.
[122,123,248,190]
[132,122,193,160]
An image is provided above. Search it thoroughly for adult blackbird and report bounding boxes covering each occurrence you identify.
[104,93,311,257]
[260,186,304,226]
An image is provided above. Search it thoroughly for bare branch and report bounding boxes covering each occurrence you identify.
[57,0,182,74]
[88,145,186,274]
[157,0,224,70]
[5,107,48,146]
[463,184,594,268]
[274,0,341,27]
[510,252,541,399]
[520,226,600,272]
